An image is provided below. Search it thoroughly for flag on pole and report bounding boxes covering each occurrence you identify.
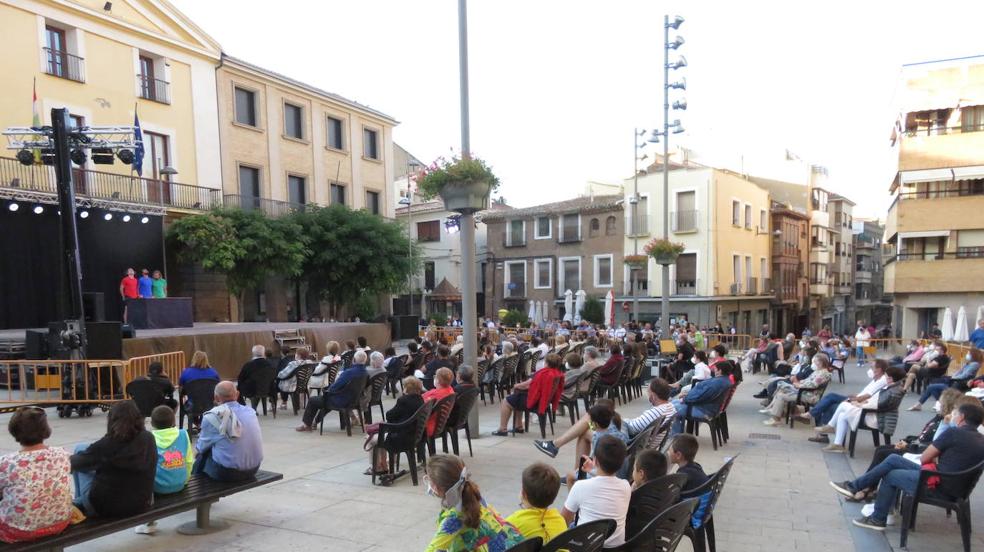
[133,106,145,176]
[32,77,41,163]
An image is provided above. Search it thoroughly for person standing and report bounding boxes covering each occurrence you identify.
[855,322,871,367]
[119,268,139,322]
[137,269,153,299]
[151,270,167,298]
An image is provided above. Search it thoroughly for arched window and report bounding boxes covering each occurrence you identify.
[589,218,600,237]
[605,216,616,236]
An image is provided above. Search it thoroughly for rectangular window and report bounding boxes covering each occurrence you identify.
[534,259,552,289]
[287,175,306,205]
[560,258,580,291]
[417,220,441,242]
[733,255,741,287]
[44,26,67,78]
[535,216,552,239]
[424,262,436,290]
[674,191,696,232]
[365,190,380,215]
[744,204,752,229]
[284,103,304,139]
[594,255,613,287]
[962,105,984,133]
[139,56,155,99]
[506,262,526,298]
[238,166,260,210]
[363,128,379,159]
[759,209,767,231]
[326,116,344,149]
[732,200,741,226]
[675,253,697,294]
[330,183,346,206]
[560,214,580,242]
[234,87,257,127]
[507,220,525,246]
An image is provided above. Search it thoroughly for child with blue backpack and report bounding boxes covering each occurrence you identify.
[135,405,194,535]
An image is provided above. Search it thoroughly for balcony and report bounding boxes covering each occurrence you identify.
[900,126,984,172]
[671,210,698,233]
[137,75,171,104]
[557,231,581,244]
[888,189,984,236]
[626,215,649,237]
[855,270,872,284]
[745,277,758,295]
[43,47,85,83]
[810,282,830,296]
[223,194,308,217]
[503,233,526,248]
[0,156,219,211]
[887,252,984,294]
[672,279,698,296]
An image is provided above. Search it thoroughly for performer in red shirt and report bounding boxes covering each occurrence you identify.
[119,268,138,322]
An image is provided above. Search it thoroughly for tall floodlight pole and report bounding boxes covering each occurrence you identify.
[458,0,480,434]
[631,129,647,323]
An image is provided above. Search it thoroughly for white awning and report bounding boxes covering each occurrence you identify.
[952,165,984,181]
[899,230,950,239]
[900,168,952,184]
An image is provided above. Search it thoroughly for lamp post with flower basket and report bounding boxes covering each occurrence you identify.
[624,254,648,322]
[644,238,685,332]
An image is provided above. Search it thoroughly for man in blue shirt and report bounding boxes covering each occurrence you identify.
[970,319,984,349]
[194,381,263,481]
[138,268,154,298]
[670,369,733,435]
[296,351,369,431]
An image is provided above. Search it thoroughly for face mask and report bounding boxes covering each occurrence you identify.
[866,368,874,380]
[967,354,973,362]
[692,357,698,364]
[709,351,717,359]
[440,467,469,509]
[425,480,439,498]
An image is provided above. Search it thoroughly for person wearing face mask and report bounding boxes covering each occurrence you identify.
[423,455,522,552]
[755,345,815,401]
[667,351,710,397]
[902,341,950,394]
[815,362,905,453]
[803,359,890,441]
[760,353,832,426]
[909,348,983,411]
[891,340,925,372]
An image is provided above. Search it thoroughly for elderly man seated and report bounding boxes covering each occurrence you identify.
[194,381,264,481]
[296,351,369,432]
[760,353,832,426]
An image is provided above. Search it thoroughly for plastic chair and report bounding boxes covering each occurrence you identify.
[848,406,897,458]
[285,362,315,415]
[498,354,521,401]
[900,459,984,552]
[178,378,218,430]
[372,400,434,486]
[560,370,590,425]
[340,349,354,369]
[679,455,738,552]
[784,379,829,428]
[619,497,699,552]
[425,393,457,457]
[310,360,341,396]
[363,372,388,424]
[505,537,542,552]
[523,376,562,439]
[481,356,505,405]
[684,385,735,451]
[126,379,167,417]
[318,374,368,436]
[540,519,616,552]
[441,385,479,457]
[624,473,688,541]
[241,363,277,416]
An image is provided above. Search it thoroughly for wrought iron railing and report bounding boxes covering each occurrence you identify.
[671,210,698,232]
[626,215,649,236]
[672,279,698,295]
[137,75,171,104]
[43,47,84,82]
[222,194,306,217]
[745,277,758,295]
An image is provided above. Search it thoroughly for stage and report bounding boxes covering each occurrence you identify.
[0,322,391,381]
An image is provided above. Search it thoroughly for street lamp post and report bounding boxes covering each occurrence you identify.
[631,128,647,323]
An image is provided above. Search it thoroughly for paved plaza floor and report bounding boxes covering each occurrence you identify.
[0,357,979,551]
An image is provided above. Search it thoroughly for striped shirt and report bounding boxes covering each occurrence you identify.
[623,402,676,437]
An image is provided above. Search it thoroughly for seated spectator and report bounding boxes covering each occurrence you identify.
[831,401,984,531]
[909,348,983,410]
[506,463,567,544]
[902,341,949,393]
[136,361,177,410]
[366,376,424,478]
[670,363,733,435]
[891,340,925,372]
[667,434,708,492]
[309,341,342,392]
[760,353,832,426]
[71,401,157,517]
[422,345,454,379]
[452,365,477,392]
[669,350,711,396]
[534,337,551,370]
[367,351,387,378]
[755,345,815,399]
[382,346,403,379]
[237,345,272,402]
[667,338,696,383]
[0,407,72,543]
[561,351,589,401]
[631,448,669,490]
[424,455,522,552]
[135,405,193,535]
[179,351,221,388]
[356,336,370,353]
[597,344,625,386]
[296,351,369,432]
[561,435,632,548]
[816,362,906,453]
[802,359,889,438]
[450,335,465,358]
[563,400,628,485]
[276,349,311,409]
[194,382,263,481]
[492,353,565,436]
[423,368,456,438]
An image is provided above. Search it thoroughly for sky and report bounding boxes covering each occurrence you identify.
[171,0,984,218]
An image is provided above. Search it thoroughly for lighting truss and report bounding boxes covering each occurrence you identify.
[3,125,139,151]
[0,187,165,216]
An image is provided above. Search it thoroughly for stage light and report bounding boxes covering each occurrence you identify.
[91,148,114,165]
[80,210,89,219]
[445,216,461,234]
[116,149,134,165]
[70,148,87,166]
[16,149,35,166]
[33,205,44,214]
[104,213,113,221]
[8,202,19,212]
[122,214,131,222]
[140,216,149,224]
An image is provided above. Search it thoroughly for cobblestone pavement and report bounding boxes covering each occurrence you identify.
[1,356,978,551]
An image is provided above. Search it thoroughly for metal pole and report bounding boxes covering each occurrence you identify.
[660,16,671,339]
[52,108,87,358]
[632,128,640,324]
[458,0,480,435]
[407,163,413,320]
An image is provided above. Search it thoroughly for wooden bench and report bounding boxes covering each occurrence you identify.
[0,470,283,552]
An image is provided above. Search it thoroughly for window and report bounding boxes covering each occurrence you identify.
[330,182,346,206]
[594,255,613,288]
[139,56,155,97]
[534,259,552,289]
[424,262,436,290]
[284,103,303,139]
[234,87,257,127]
[962,106,984,133]
[589,218,600,238]
[506,220,525,246]
[365,190,380,215]
[238,166,260,210]
[505,261,526,298]
[363,128,379,159]
[605,216,616,236]
[326,116,344,149]
[744,204,752,229]
[674,191,696,232]
[675,253,697,294]
[417,220,441,242]
[287,175,306,205]
[810,262,827,284]
[559,258,581,292]
[560,214,580,242]
[732,200,741,226]
[759,209,767,231]
[732,255,742,288]
[535,216,551,239]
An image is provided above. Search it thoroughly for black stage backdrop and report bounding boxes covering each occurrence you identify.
[0,205,163,329]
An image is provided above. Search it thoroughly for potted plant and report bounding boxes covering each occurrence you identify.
[644,238,685,265]
[623,254,648,269]
[416,156,500,214]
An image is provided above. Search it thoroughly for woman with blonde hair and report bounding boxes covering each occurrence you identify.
[178,351,219,387]
[309,341,341,392]
[366,376,425,480]
[423,455,522,551]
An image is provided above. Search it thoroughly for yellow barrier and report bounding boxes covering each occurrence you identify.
[125,351,185,386]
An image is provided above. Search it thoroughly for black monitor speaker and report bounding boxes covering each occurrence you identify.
[85,321,123,360]
[24,329,49,360]
[82,292,105,322]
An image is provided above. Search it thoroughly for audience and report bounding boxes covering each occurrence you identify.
[803,359,889,441]
[453,365,477,392]
[631,448,669,490]
[760,353,832,426]
[296,351,369,432]
[597,345,624,386]
[815,362,905,453]
[422,368,457,438]
[136,361,177,410]
[135,405,193,535]
[367,376,425,480]
[506,463,567,544]
[562,400,628,485]
[902,341,950,393]
[71,401,157,517]
[309,341,342,392]
[670,362,733,435]
[560,352,588,402]
[423,455,523,552]
[179,351,220,388]
[668,434,708,492]
[0,407,72,543]
[909,347,982,410]
[367,351,387,378]
[492,353,565,436]
[561,435,631,548]
[194,381,263,481]
[424,346,455,377]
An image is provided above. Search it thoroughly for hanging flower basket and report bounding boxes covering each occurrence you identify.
[416,156,500,214]
[623,254,648,268]
[644,238,685,265]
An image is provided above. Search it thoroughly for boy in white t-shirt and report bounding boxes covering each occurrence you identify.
[561,435,632,548]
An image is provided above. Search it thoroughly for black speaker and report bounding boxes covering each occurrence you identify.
[121,324,135,339]
[85,321,123,360]
[24,329,48,360]
[82,292,105,322]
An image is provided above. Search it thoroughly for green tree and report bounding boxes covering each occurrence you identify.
[501,309,527,328]
[580,295,604,324]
